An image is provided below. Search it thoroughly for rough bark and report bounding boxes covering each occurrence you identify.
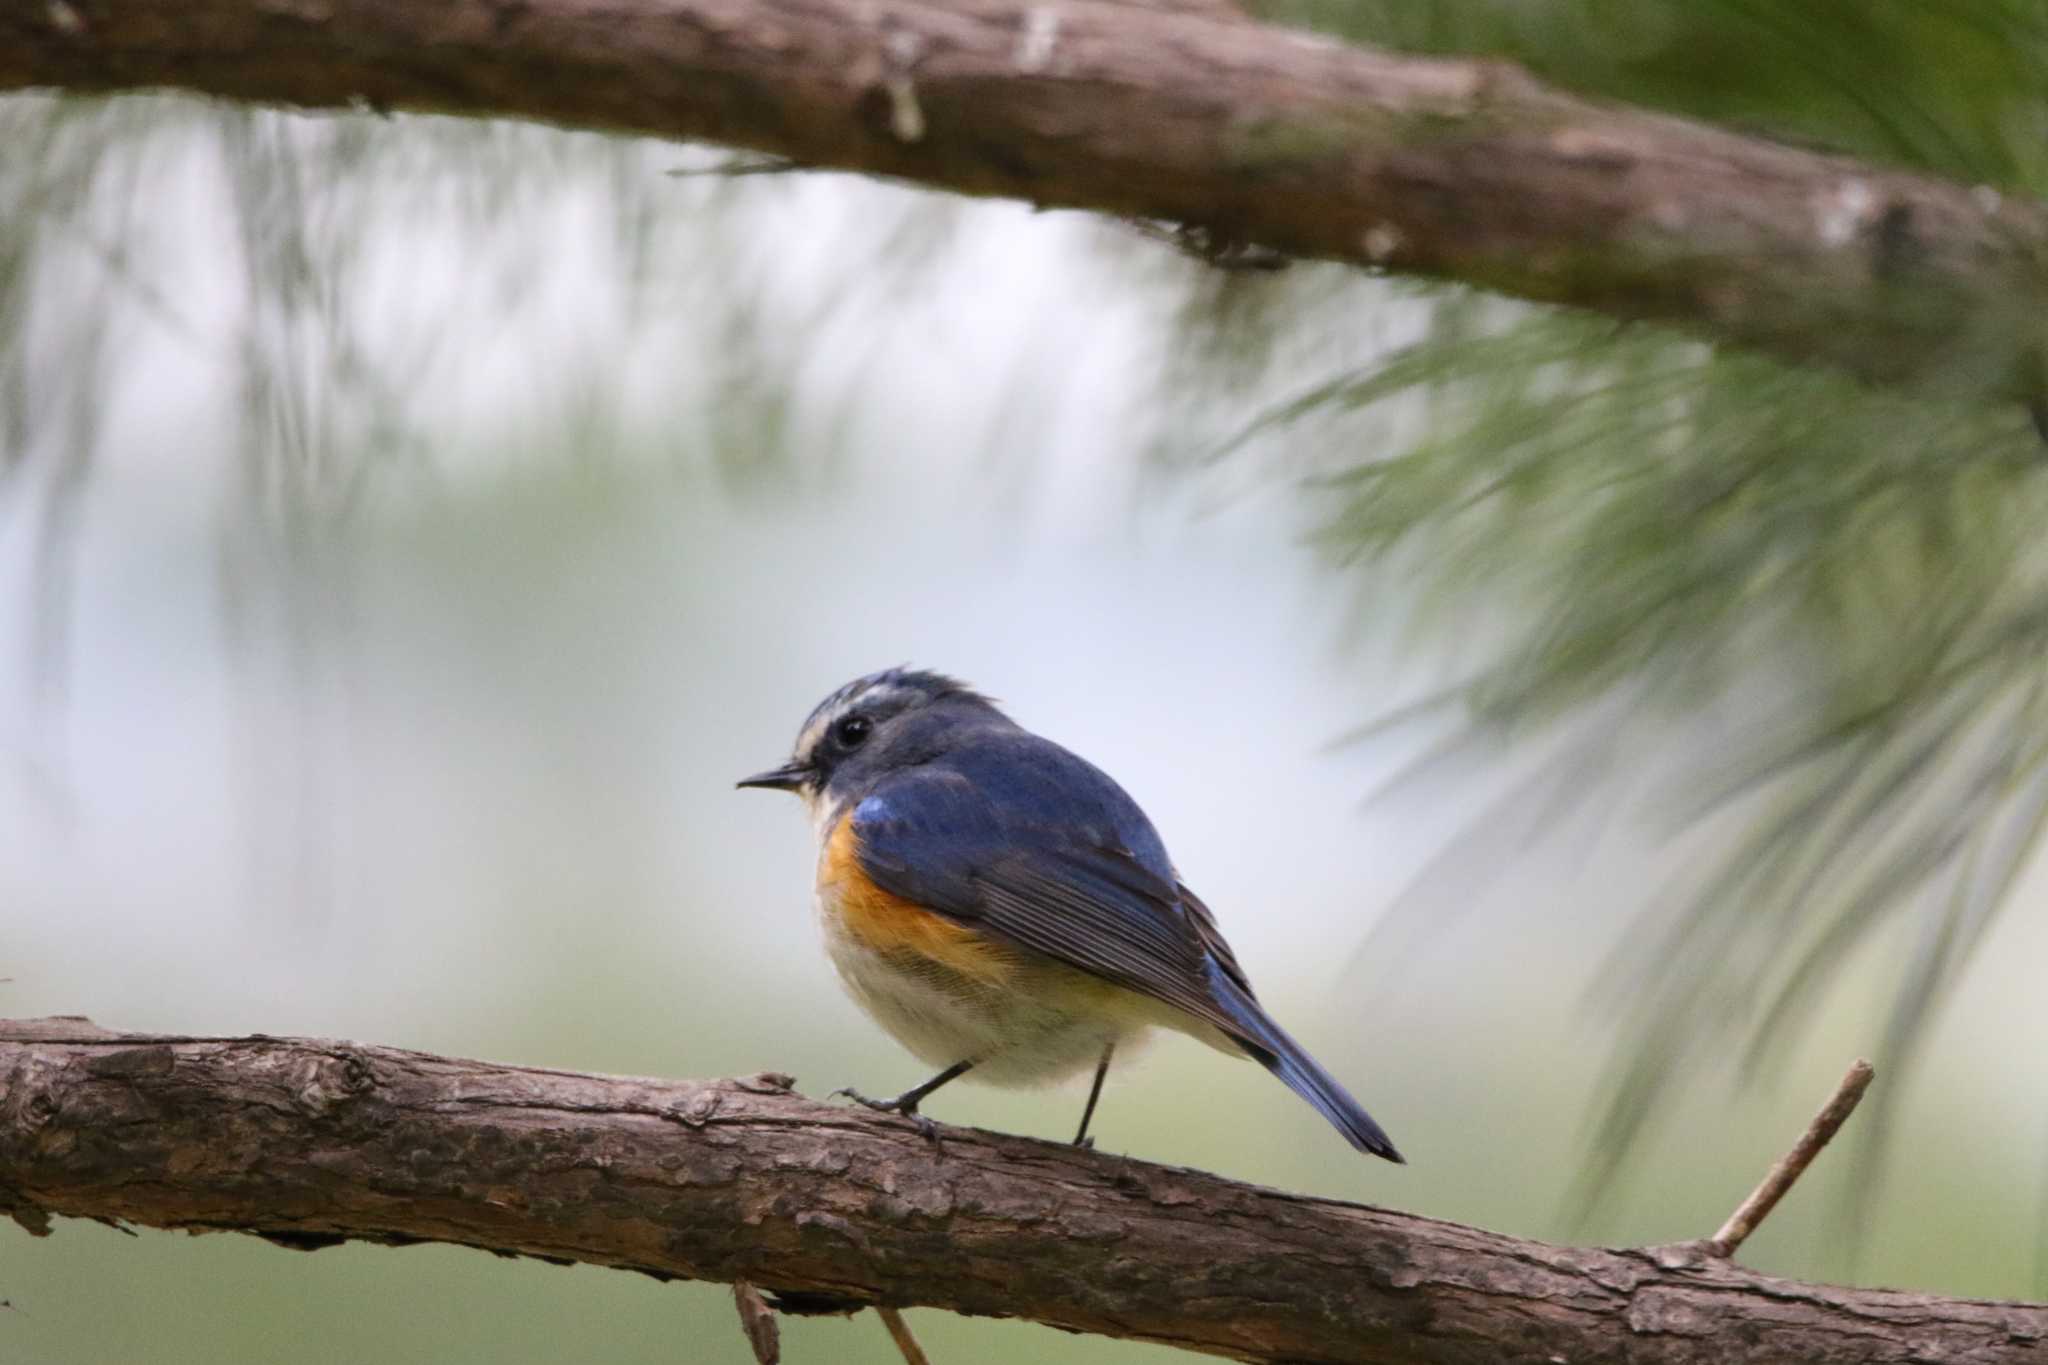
[2,1019,2042,1364]
[2,0,2046,407]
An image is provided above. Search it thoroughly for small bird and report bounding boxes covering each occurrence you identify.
[738,668,1402,1162]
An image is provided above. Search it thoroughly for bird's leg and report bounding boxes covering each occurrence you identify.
[1072,1043,1115,1148]
[836,1059,974,1141]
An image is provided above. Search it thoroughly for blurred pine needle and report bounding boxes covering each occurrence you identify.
[1239,0,2048,1243]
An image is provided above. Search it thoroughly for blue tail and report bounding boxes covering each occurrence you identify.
[1206,963,1404,1163]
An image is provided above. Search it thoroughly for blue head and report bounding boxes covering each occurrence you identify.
[737,668,1010,815]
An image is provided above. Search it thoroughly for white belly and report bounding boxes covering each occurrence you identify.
[819,899,1150,1087]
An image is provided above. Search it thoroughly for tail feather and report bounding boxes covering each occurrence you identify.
[1206,963,1404,1163]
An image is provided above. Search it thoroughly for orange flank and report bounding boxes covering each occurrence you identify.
[820,812,1018,986]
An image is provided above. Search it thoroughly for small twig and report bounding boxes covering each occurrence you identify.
[665,155,811,178]
[876,1306,933,1365]
[731,1280,780,1365]
[1705,1059,1875,1259]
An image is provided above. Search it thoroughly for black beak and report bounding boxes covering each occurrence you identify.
[736,762,810,793]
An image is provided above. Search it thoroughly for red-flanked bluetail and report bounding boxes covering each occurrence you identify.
[739,668,1402,1163]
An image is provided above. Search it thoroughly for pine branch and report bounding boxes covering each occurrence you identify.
[2,1019,2042,1364]
[2,0,2045,409]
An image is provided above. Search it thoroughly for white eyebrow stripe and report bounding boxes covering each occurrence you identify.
[795,711,833,762]
[794,679,895,763]
[788,670,998,770]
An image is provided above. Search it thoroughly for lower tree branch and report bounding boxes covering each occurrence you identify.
[2,0,2045,408]
[2,1018,2042,1364]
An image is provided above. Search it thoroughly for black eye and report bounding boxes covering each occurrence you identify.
[834,715,872,747]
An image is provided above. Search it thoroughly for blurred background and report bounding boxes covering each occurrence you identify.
[5,4,2048,1361]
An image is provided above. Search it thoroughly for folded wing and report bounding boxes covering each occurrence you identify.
[849,735,1402,1161]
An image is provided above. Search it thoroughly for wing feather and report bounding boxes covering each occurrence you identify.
[849,746,1253,1045]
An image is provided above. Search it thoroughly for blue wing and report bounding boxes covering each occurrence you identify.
[850,732,1245,1027]
[850,731,1403,1161]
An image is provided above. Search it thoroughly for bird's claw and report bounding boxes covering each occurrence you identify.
[1072,1135,1096,1151]
[833,1085,908,1114]
[833,1086,944,1147]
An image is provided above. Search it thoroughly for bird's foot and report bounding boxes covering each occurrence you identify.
[1072,1135,1096,1151]
[831,1084,914,1115]
[833,1086,943,1145]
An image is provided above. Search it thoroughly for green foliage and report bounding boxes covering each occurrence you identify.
[1227,1,2048,1206]
[1266,0,2048,187]
[1233,296,2048,1185]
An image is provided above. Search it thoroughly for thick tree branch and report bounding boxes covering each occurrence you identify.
[2,1019,2043,1364]
[2,0,2046,407]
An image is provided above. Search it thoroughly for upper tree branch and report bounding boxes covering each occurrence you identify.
[2,1019,2043,1364]
[2,0,2046,407]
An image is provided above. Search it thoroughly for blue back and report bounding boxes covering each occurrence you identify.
[851,728,1253,1029]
